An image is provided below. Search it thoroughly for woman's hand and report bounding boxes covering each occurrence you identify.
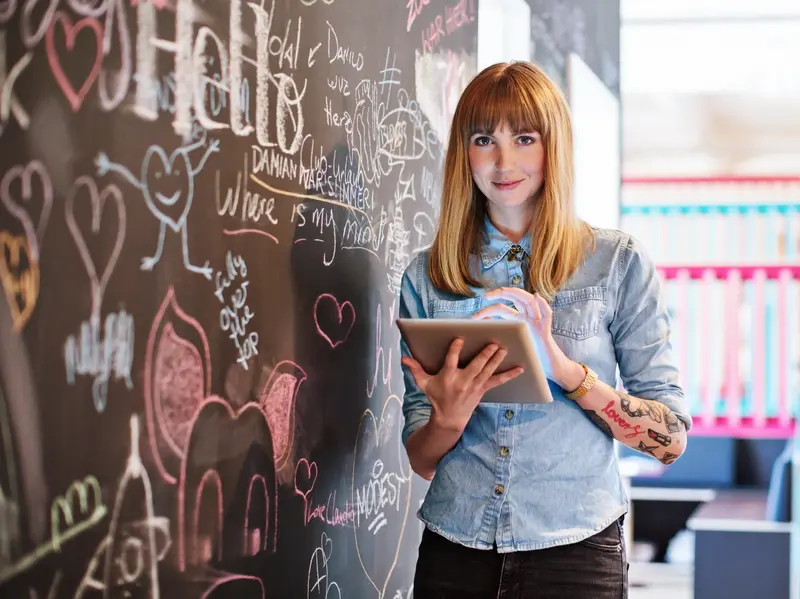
[472,287,584,390]
[401,338,523,434]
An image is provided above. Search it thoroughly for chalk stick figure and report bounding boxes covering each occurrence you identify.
[95,133,219,280]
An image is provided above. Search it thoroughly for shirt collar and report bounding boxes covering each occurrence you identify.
[480,216,532,269]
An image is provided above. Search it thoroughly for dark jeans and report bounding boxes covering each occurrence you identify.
[413,517,629,599]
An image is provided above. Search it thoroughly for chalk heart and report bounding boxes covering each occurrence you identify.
[66,178,126,311]
[0,232,39,331]
[314,294,355,348]
[320,532,333,563]
[294,458,317,501]
[45,12,103,112]
[142,146,193,232]
[0,162,53,259]
[352,397,412,598]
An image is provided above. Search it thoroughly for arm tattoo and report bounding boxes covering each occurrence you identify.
[647,429,671,446]
[584,410,614,438]
[661,452,679,465]
[637,441,659,457]
[663,407,682,433]
[618,392,662,423]
[619,395,645,418]
[618,391,686,435]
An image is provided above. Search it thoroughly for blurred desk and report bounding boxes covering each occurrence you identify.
[619,455,665,551]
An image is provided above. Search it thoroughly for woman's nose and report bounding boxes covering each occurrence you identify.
[494,146,515,172]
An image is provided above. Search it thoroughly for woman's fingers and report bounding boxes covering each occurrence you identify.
[463,343,501,379]
[528,296,542,323]
[472,304,520,320]
[533,293,552,319]
[483,366,525,391]
[484,288,550,325]
[484,288,535,321]
[473,346,508,386]
[484,287,532,304]
[443,337,464,370]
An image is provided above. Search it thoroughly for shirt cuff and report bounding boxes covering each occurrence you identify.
[402,408,432,447]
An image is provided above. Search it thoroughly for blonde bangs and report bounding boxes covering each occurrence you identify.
[463,71,549,139]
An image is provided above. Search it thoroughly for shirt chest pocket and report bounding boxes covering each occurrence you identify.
[430,297,482,319]
[551,286,607,340]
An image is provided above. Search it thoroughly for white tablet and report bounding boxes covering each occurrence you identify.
[396,318,554,404]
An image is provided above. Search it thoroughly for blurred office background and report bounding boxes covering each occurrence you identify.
[621,2,800,598]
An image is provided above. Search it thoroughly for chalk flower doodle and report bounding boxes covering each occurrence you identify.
[45,11,104,112]
[145,286,308,487]
[95,131,219,279]
[258,361,308,472]
[144,286,211,485]
[313,293,355,348]
[352,395,413,599]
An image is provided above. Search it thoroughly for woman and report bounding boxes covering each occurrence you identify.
[398,61,692,598]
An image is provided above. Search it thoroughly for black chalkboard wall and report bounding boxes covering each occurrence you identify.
[0,1,478,597]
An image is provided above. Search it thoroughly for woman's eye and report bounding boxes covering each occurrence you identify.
[517,135,536,145]
[473,136,492,146]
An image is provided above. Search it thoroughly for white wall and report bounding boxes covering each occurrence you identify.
[477,0,531,70]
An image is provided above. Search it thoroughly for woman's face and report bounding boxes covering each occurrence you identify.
[468,121,545,228]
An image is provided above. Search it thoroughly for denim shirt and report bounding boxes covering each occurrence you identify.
[398,218,693,552]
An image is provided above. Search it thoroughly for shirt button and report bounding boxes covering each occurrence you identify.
[500,446,510,457]
[494,485,505,495]
[505,409,515,420]
[511,274,521,285]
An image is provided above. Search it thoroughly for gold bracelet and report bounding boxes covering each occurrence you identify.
[564,363,598,401]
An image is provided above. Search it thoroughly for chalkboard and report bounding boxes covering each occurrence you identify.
[0,1,477,597]
[526,0,620,95]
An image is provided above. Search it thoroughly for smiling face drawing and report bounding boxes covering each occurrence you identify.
[141,147,194,232]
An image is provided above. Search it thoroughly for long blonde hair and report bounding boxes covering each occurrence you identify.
[428,61,593,301]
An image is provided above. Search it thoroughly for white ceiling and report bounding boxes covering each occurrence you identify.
[620,1,800,176]
[621,0,800,22]
[623,93,800,176]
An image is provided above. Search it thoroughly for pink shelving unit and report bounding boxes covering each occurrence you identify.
[622,175,800,439]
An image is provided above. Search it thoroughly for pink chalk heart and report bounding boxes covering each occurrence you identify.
[294,458,318,501]
[313,293,355,348]
[45,12,103,111]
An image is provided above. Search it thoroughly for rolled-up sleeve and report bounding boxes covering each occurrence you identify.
[399,257,433,447]
[610,235,693,431]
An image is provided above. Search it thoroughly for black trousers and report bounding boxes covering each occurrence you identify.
[413,518,629,599]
